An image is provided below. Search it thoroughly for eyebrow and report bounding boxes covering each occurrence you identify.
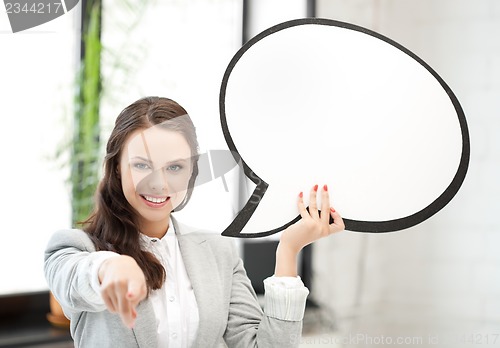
[130,156,153,164]
[168,158,190,164]
[130,156,190,165]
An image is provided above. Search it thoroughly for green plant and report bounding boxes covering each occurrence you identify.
[71,0,102,226]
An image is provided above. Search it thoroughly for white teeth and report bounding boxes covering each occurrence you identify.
[143,195,167,204]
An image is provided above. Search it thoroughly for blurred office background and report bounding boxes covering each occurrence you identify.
[0,0,499,347]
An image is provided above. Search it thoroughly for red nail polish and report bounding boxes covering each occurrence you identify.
[299,192,303,198]
[323,184,328,191]
[330,207,336,213]
[313,184,318,192]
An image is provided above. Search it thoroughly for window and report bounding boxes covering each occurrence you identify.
[0,7,76,295]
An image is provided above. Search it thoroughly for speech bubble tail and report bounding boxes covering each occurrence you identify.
[221,177,269,237]
[221,212,300,238]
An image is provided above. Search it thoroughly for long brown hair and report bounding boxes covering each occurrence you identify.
[83,96,199,292]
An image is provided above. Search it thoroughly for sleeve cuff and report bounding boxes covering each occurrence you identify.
[86,251,121,305]
[263,276,309,321]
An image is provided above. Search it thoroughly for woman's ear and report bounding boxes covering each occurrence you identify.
[116,165,121,179]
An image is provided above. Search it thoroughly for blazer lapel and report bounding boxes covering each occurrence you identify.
[176,229,223,347]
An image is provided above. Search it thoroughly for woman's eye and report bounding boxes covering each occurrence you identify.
[166,164,182,172]
[133,163,151,170]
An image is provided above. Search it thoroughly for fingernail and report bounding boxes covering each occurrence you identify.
[313,184,318,192]
[299,191,303,198]
[330,207,336,213]
[323,184,328,191]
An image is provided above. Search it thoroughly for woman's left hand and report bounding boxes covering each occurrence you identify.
[279,184,345,255]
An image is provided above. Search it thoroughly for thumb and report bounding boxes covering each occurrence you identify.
[329,207,345,231]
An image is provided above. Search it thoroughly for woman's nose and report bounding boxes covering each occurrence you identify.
[148,168,168,193]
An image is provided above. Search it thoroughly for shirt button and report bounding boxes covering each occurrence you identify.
[171,332,178,339]
[169,296,175,302]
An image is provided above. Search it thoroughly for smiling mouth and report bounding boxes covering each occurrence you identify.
[140,195,170,204]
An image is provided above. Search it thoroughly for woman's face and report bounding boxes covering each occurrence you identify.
[119,125,193,235]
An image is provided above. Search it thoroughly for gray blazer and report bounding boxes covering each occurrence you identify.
[44,220,304,347]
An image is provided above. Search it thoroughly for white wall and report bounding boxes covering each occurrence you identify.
[312,0,500,344]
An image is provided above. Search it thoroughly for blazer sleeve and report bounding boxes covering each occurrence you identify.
[44,229,119,316]
[223,241,309,348]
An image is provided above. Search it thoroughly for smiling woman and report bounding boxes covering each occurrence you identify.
[120,123,197,238]
[44,96,345,347]
[80,97,199,293]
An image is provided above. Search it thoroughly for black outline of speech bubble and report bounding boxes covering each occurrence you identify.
[219,18,470,238]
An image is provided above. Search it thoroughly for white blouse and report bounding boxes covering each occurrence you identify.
[140,225,199,348]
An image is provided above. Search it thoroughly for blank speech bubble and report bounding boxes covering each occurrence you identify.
[219,18,469,237]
